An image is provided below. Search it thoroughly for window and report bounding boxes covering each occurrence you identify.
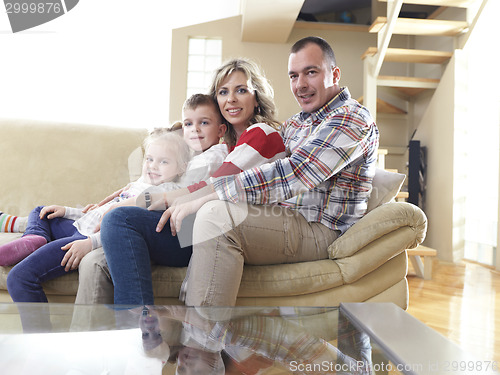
[462,1,499,266]
[186,37,222,98]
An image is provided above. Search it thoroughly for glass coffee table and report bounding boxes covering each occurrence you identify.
[0,302,496,374]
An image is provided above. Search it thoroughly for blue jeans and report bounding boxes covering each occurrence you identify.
[100,206,192,306]
[7,206,86,303]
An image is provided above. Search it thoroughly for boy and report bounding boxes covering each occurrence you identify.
[73,93,227,308]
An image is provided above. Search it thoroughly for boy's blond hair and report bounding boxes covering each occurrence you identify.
[182,93,222,123]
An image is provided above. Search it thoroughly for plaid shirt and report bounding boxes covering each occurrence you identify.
[207,314,365,375]
[213,87,379,234]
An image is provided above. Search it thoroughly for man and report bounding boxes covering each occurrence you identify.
[73,36,379,310]
[181,36,379,306]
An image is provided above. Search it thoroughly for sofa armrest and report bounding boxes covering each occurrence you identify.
[327,202,427,284]
[328,202,427,260]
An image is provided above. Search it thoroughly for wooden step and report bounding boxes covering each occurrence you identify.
[378,75,440,96]
[377,148,388,169]
[378,148,388,157]
[408,245,437,280]
[396,191,409,201]
[408,246,437,257]
[358,96,407,114]
[369,17,469,36]
[361,47,453,64]
[379,0,477,7]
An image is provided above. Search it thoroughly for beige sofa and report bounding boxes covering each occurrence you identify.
[0,118,427,308]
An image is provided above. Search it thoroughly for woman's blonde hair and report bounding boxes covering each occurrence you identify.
[208,58,281,148]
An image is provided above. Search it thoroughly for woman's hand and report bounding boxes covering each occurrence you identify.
[136,188,190,210]
[81,204,99,213]
[137,191,167,210]
[96,185,130,207]
[39,205,66,220]
[61,238,92,271]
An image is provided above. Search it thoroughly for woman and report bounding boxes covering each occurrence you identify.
[100,58,286,305]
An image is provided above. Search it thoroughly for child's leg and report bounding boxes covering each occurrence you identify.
[23,205,58,240]
[71,248,114,331]
[0,211,27,232]
[7,232,86,302]
[75,248,114,304]
[0,206,51,264]
[0,234,47,266]
[0,206,76,266]
[6,217,85,303]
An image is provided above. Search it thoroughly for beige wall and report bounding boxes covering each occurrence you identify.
[170,16,294,123]
[170,16,383,122]
[170,16,409,160]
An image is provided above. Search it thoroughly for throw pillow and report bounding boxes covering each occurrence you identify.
[366,168,406,212]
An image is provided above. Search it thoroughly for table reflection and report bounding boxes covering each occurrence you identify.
[137,305,372,375]
[0,304,373,375]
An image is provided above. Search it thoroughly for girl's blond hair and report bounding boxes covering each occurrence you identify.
[143,127,191,178]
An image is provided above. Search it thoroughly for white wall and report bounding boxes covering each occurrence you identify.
[413,55,457,262]
[412,0,499,262]
[0,0,239,129]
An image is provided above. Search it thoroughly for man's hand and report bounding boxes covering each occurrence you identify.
[156,191,218,235]
[61,238,92,271]
[39,205,66,220]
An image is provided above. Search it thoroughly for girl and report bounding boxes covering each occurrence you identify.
[5,129,191,303]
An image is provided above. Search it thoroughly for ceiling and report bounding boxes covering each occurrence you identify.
[240,0,438,43]
[300,0,371,14]
[241,0,304,43]
[241,0,372,43]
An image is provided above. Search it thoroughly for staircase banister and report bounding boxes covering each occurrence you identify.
[374,0,404,76]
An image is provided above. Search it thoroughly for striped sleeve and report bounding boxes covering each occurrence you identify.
[211,123,286,178]
[187,123,286,192]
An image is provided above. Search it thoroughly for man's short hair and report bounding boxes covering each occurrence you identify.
[290,36,336,67]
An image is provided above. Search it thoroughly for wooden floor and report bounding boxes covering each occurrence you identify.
[407,259,500,364]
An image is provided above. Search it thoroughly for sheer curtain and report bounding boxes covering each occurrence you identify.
[462,1,500,266]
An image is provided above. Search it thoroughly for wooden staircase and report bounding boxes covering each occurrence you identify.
[361,0,486,118]
[363,0,486,173]
[364,0,487,271]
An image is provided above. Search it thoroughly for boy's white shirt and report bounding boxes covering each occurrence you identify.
[63,143,229,249]
[172,143,228,189]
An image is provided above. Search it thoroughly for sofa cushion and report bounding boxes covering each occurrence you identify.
[328,202,427,260]
[0,233,22,246]
[144,260,346,299]
[367,168,406,212]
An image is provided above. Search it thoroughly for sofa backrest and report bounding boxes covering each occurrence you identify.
[0,118,148,216]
